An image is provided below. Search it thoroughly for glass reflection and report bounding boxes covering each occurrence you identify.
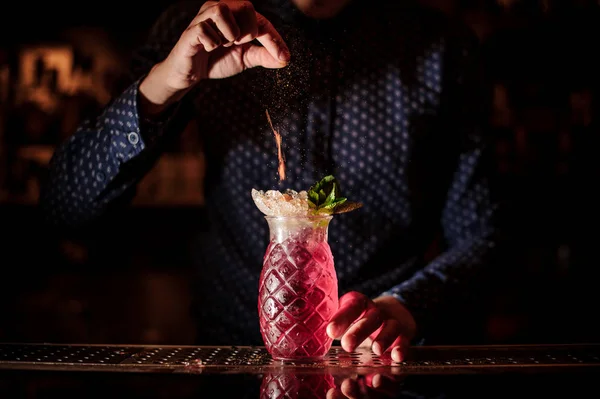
[260,372,335,398]
[259,370,411,399]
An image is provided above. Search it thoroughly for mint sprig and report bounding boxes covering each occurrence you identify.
[307,175,363,215]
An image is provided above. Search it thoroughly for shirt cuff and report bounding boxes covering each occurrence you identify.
[100,78,179,164]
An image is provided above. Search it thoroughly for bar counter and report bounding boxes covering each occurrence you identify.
[1,343,600,397]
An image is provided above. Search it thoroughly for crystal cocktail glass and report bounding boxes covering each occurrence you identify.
[258,215,338,361]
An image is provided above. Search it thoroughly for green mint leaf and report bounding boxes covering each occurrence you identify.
[308,175,336,208]
[319,189,327,204]
[325,184,337,207]
[307,175,361,215]
[308,190,319,206]
[320,197,346,211]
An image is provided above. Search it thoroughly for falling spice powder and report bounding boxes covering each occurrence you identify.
[265,109,286,182]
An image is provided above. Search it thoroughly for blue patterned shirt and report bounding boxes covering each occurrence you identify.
[40,0,500,345]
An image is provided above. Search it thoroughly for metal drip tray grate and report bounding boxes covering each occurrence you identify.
[1,343,600,373]
[0,344,141,365]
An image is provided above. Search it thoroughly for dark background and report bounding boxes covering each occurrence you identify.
[1,0,599,346]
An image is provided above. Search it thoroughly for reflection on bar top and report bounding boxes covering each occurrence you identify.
[1,343,600,375]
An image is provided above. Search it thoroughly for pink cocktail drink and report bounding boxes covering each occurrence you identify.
[258,215,338,361]
[253,175,361,361]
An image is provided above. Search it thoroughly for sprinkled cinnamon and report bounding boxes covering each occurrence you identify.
[266,109,286,182]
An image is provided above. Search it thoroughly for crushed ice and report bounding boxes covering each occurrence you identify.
[251,188,311,217]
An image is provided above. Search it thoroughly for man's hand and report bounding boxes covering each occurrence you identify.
[327,292,417,362]
[140,0,290,116]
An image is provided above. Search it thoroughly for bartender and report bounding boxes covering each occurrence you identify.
[40,0,500,362]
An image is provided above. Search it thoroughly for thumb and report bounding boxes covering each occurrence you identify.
[242,43,289,69]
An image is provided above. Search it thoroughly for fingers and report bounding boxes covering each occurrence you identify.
[328,374,405,399]
[341,307,383,352]
[233,2,259,44]
[184,1,241,47]
[330,292,414,361]
[327,292,371,339]
[326,387,346,399]
[211,2,240,43]
[255,12,291,62]
[340,378,362,399]
[391,337,410,362]
[186,1,289,60]
[368,373,404,397]
[242,44,287,69]
[191,21,223,53]
[372,319,402,356]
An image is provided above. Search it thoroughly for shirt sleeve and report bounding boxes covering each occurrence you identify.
[39,2,198,229]
[380,23,501,341]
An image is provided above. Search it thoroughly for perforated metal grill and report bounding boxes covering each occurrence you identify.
[1,343,600,373]
[0,344,140,365]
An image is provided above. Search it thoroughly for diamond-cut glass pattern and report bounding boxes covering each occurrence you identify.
[260,373,335,399]
[258,218,338,361]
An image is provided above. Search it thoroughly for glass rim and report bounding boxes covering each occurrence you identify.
[264,214,333,220]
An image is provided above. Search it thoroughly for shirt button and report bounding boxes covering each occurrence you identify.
[127,132,140,145]
[96,172,105,182]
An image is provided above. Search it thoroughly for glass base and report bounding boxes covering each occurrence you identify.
[271,356,326,363]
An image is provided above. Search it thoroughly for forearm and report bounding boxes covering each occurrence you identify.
[139,61,193,118]
[40,78,185,229]
[381,231,497,340]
